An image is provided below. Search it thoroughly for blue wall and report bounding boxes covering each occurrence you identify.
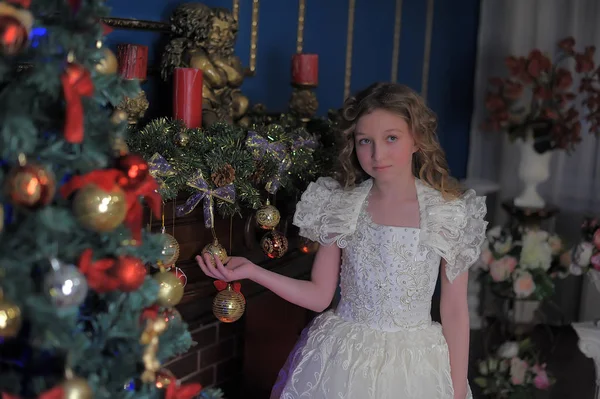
[104,0,480,178]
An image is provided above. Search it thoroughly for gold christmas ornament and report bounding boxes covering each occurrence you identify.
[95,47,118,75]
[62,375,93,399]
[201,240,229,267]
[111,110,128,124]
[0,293,21,338]
[4,162,56,209]
[256,199,280,230]
[260,230,289,259]
[153,271,184,307]
[299,236,319,254]
[173,131,189,147]
[157,233,180,267]
[213,283,245,323]
[73,183,127,232]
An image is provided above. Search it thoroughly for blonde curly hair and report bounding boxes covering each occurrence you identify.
[335,82,463,200]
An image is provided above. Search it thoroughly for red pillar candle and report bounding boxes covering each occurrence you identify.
[291,53,319,87]
[116,44,148,80]
[173,68,203,129]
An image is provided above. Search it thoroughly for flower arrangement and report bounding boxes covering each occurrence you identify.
[478,226,569,300]
[474,338,554,398]
[482,36,599,154]
[563,216,600,275]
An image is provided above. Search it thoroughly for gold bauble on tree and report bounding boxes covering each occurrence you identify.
[173,131,189,147]
[62,370,93,399]
[73,183,127,232]
[153,271,184,307]
[201,239,229,267]
[157,232,180,268]
[260,230,288,259]
[0,293,22,338]
[95,47,118,75]
[256,199,280,230]
[213,283,245,323]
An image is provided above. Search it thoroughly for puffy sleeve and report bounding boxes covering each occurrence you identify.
[293,177,371,248]
[421,188,488,283]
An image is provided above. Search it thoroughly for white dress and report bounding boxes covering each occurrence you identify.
[270,177,487,399]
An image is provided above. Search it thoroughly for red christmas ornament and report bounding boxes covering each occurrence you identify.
[0,15,28,55]
[113,256,146,291]
[115,154,149,189]
[4,163,56,208]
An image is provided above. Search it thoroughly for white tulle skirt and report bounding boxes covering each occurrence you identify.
[270,311,472,399]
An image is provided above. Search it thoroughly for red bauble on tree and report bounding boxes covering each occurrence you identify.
[115,154,149,189]
[113,256,146,291]
[4,162,56,209]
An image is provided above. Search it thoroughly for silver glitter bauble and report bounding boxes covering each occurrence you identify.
[44,260,88,308]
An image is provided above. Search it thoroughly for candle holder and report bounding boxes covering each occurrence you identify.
[115,44,149,125]
[289,53,318,123]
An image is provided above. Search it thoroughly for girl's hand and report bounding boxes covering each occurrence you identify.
[195,253,257,282]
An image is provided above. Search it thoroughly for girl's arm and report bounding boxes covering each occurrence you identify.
[439,260,470,399]
[197,243,341,313]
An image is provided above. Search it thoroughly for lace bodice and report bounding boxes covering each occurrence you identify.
[293,177,488,332]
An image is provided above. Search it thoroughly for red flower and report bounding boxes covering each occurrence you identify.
[576,53,595,73]
[505,56,527,79]
[527,50,552,78]
[485,94,506,112]
[555,68,573,90]
[558,37,576,53]
[534,86,552,100]
[504,80,524,99]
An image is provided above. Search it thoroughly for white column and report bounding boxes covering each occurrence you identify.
[573,321,600,399]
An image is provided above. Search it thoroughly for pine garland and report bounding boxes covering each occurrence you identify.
[126,114,337,219]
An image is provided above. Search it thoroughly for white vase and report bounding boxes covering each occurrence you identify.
[513,129,553,209]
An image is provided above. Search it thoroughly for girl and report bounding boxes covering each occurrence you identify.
[196,82,487,399]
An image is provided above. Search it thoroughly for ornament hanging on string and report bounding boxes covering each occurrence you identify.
[0,288,21,338]
[71,182,127,232]
[201,239,229,268]
[61,368,93,399]
[299,236,319,254]
[4,155,56,209]
[44,258,88,308]
[212,281,245,323]
[94,40,118,75]
[255,197,280,230]
[260,230,288,259]
[154,210,180,268]
[0,1,33,56]
[153,268,184,307]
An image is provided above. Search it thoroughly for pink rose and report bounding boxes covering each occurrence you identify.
[513,271,536,298]
[532,364,551,390]
[481,248,494,269]
[591,252,600,271]
[594,229,600,250]
[489,256,518,282]
[510,357,528,385]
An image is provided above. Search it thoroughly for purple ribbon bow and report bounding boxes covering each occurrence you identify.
[291,135,318,151]
[245,131,291,194]
[148,153,175,189]
[175,172,236,228]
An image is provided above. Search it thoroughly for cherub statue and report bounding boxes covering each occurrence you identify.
[161,3,250,127]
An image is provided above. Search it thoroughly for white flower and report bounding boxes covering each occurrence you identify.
[497,341,519,359]
[520,230,553,270]
[548,235,563,255]
[487,226,513,255]
[573,241,594,267]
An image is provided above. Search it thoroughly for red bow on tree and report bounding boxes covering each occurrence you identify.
[77,249,120,293]
[61,63,94,143]
[2,386,63,399]
[60,169,162,242]
[164,382,202,399]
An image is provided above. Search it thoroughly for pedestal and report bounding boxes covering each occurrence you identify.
[502,200,559,230]
[573,321,600,399]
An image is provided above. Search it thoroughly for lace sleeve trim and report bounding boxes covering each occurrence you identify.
[293,177,372,248]
[418,182,488,283]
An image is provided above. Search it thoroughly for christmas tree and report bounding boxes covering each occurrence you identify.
[0,0,206,398]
